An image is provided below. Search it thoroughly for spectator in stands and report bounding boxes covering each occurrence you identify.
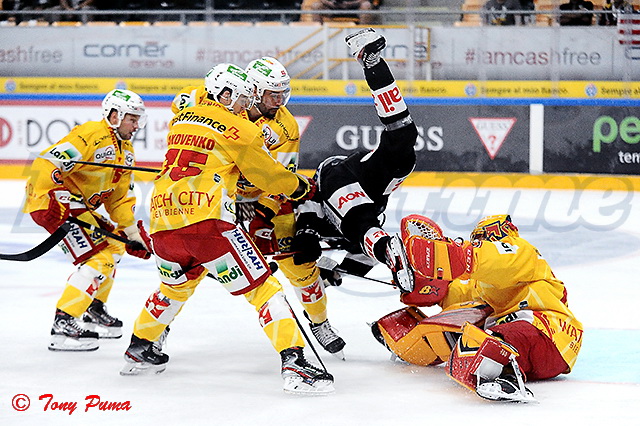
[483,0,520,26]
[558,0,594,26]
[16,0,57,23]
[517,0,535,25]
[598,0,636,26]
[50,0,96,22]
[300,0,377,25]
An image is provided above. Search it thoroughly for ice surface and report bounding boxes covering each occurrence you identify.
[1,179,638,425]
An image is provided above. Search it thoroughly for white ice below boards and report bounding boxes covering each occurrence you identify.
[0,179,638,424]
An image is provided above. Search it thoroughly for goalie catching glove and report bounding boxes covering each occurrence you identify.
[122,220,153,259]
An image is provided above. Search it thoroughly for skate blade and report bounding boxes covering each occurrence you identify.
[331,350,345,361]
[119,361,167,376]
[283,377,335,395]
[49,335,99,352]
[82,322,123,339]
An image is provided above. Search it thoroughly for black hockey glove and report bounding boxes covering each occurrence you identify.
[317,256,343,287]
[291,228,322,265]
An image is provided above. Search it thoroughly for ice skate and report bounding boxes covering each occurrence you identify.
[476,375,536,403]
[345,28,386,68]
[120,334,169,376]
[280,346,335,395]
[49,309,99,352]
[305,311,346,360]
[81,299,123,339]
[385,234,414,293]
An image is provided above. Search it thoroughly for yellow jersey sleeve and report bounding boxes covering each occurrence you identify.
[24,120,137,228]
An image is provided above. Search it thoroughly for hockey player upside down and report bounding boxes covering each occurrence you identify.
[371,214,583,403]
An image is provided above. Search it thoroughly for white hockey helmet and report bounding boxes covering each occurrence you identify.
[245,57,291,105]
[204,63,255,112]
[102,89,147,129]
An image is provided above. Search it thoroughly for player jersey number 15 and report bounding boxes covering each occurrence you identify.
[158,148,207,182]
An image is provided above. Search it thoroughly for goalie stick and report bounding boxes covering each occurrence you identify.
[0,222,72,261]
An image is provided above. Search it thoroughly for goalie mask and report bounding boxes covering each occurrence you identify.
[205,64,256,112]
[245,57,291,106]
[470,214,519,242]
[102,89,147,129]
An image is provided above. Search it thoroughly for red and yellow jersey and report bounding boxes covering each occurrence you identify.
[24,119,137,229]
[442,236,583,371]
[237,105,300,214]
[171,85,209,115]
[150,99,300,233]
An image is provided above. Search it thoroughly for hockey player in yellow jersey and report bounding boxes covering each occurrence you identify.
[122,64,334,395]
[172,58,346,359]
[24,89,152,352]
[240,57,347,359]
[372,214,583,402]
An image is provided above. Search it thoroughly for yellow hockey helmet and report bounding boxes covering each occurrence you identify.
[470,214,519,242]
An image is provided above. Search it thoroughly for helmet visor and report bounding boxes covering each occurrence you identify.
[264,87,291,106]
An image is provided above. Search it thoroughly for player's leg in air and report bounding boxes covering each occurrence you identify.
[344,28,418,292]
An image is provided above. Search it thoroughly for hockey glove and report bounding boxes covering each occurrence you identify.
[122,220,153,259]
[31,189,71,234]
[248,204,278,255]
[289,174,317,202]
[317,256,343,287]
[291,228,322,265]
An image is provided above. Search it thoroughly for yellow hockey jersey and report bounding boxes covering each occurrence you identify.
[237,106,300,214]
[150,100,300,233]
[172,84,300,215]
[24,119,137,229]
[442,236,583,371]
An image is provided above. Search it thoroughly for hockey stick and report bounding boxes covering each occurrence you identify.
[317,256,396,287]
[0,222,72,261]
[44,158,161,174]
[67,217,148,251]
[283,297,330,372]
[333,267,396,287]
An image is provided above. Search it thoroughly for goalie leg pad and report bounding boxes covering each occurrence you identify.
[446,322,519,392]
[374,307,442,366]
[416,303,493,361]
